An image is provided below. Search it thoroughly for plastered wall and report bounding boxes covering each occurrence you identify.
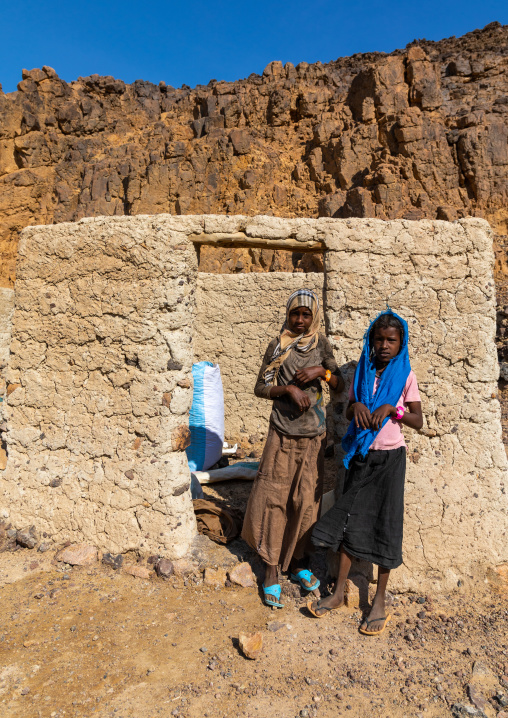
[0,288,15,470]
[1,214,506,591]
[323,217,508,590]
[194,272,325,444]
[0,215,201,557]
[0,288,15,412]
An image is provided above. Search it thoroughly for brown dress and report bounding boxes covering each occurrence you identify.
[241,333,341,570]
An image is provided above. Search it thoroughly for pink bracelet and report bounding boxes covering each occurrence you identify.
[395,405,405,421]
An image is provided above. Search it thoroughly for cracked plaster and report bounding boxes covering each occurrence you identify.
[0,215,506,590]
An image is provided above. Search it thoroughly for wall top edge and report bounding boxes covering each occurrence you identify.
[18,214,492,242]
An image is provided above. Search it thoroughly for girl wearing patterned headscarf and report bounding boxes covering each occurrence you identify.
[242,289,344,608]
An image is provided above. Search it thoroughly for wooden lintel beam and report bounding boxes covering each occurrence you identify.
[189,232,324,252]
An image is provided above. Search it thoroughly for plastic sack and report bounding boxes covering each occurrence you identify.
[186,361,225,472]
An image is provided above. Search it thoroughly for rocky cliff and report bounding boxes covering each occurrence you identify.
[1,21,507,287]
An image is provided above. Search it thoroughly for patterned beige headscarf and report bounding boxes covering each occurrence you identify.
[263,289,321,385]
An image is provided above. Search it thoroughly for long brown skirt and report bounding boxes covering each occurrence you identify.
[241,425,326,571]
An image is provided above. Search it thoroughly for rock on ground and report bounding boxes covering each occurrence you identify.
[123,564,152,580]
[56,544,97,566]
[16,526,37,549]
[227,562,256,588]
[156,558,174,578]
[203,568,227,588]
[238,631,263,660]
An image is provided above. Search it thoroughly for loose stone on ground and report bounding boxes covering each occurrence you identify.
[55,544,97,566]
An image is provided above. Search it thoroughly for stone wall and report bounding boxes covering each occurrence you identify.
[0,287,14,417]
[0,288,14,470]
[194,272,325,444]
[323,217,508,590]
[1,214,506,591]
[192,215,507,591]
[0,215,201,557]
[0,288,14,371]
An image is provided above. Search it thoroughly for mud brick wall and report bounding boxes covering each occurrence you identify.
[0,288,14,419]
[1,214,506,590]
[0,215,201,557]
[0,288,14,471]
[194,272,325,445]
[323,217,508,591]
[0,288,14,371]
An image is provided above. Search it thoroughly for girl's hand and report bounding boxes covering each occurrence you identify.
[294,366,324,386]
[352,402,372,430]
[369,404,396,430]
[286,384,311,412]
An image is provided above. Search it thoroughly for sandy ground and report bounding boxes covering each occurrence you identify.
[0,532,507,718]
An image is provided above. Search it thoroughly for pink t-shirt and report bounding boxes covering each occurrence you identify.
[348,370,421,451]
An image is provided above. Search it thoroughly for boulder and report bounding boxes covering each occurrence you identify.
[229,129,251,155]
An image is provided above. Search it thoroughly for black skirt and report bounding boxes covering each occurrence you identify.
[312,447,406,570]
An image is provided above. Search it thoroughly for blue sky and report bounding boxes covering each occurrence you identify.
[1,1,507,93]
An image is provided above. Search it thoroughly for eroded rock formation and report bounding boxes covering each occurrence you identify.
[0,22,507,287]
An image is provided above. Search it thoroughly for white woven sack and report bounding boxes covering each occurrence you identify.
[186,361,225,472]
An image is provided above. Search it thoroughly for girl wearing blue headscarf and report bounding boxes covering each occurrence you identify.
[308,310,423,635]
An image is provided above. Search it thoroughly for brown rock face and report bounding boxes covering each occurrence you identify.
[1,24,507,287]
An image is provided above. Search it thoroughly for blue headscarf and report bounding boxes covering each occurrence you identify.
[341,309,411,468]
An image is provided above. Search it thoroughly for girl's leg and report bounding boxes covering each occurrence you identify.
[289,555,319,592]
[263,562,284,607]
[308,545,352,616]
[264,563,279,588]
[360,566,390,632]
[288,433,326,591]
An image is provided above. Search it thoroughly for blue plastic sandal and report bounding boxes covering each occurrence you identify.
[262,583,284,608]
[290,569,320,592]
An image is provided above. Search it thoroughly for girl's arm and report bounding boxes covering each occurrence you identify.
[269,384,311,411]
[401,401,423,430]
[346,399,372,429]
[253,340,278,400]
[293,366,344,391]
[253,340,311,411]
[369,401,423,431]
[294,336,345,391]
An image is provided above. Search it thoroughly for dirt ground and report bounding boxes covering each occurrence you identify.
[0,508,507,718]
